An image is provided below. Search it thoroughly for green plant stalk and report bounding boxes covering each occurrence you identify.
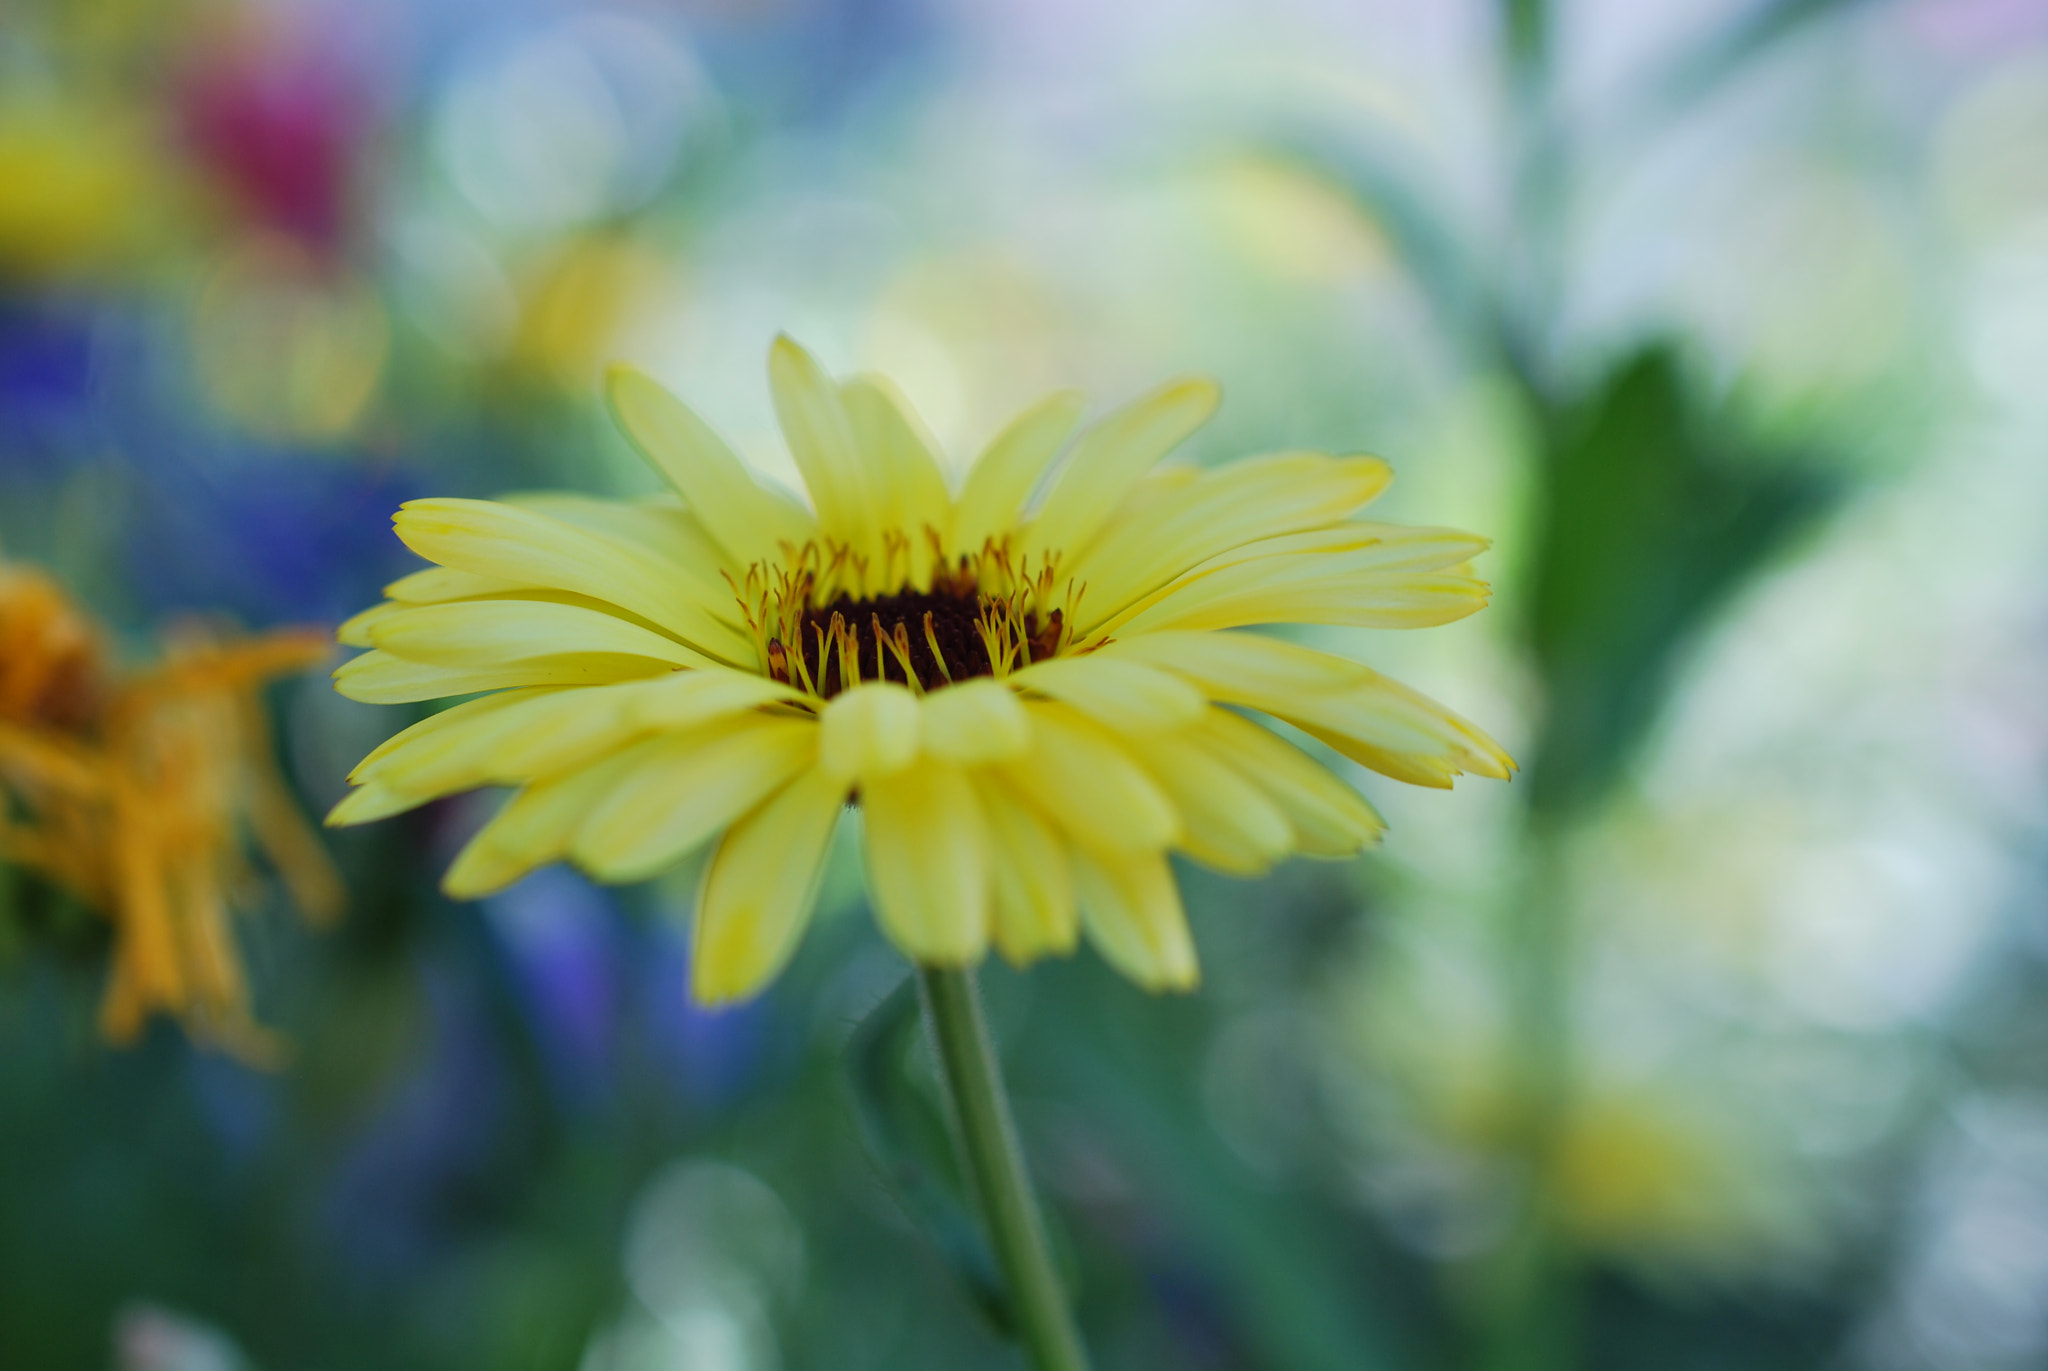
[916,966,1090,1371]
[1477,828,1581,1371]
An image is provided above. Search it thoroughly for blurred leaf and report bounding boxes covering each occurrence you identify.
[1523,343,1840,818]
[1265,126,1493,350]
[1649,0,1880,123]
[843,975,1013,1337]
[1040,969,1413,1371]
[1500,0,1551,81]
[0,864,18,966]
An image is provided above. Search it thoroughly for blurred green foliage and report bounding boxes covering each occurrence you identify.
[1521,345,1839,820]
[0,0,2032,1366]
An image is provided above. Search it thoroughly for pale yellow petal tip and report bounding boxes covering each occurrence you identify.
[335,604,391,648]
[994,931,1082,970]
[324,786,383,828]
[768,332,824,376]
[1143,961,1201,994]
[329,655,381,701]
[439,861,507,902]
[1167,374,1224,419]
[327,782,425,827]
[602,360,647,391]
[819,682,920,782]
[602,362,666,423]
[901,945,991,975]
[688,961,772,1009]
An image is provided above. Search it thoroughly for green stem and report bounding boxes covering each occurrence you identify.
[916,966,1090,1371]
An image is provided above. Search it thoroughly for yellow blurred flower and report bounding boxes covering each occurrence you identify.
[1542,1086,1811,1274]
[330,337,1510,1003]
[192,235,389,442]
[511,232,680,390]
[1355,1024,1818,1277]
[0,99,168,277]
[0,562,341,1060]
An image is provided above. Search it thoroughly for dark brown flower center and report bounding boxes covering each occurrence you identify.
[765,588,1062,697]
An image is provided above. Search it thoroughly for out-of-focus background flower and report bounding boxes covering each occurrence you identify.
[3,0,2045,1366]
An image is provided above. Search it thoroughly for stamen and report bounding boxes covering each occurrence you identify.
[832,612,860,689]
[882,621,923,694]
[734,531,1077,698]
[808,621,829,694]
[922,612,953,683]
[1027,607,1064,664]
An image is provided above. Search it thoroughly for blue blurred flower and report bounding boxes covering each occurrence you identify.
[639,918,769,1111]
[482,868,623,1109]
[120,437,422,626]
[320,967,512,1282]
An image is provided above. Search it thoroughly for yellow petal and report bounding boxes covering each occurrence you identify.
[626,669,807,730]
[384,565,525,603]
[1240,522,1491,570]
[346,688,553,780]
[1008,655,1205,733]
[1276,676,1514,784]
[393,497,754,663]
[1069,453,1391,628]
[818,682,920,783]
[842,374,953,558]
[919,678,1031,764]
[950,389,1085,555]
[503,492,727,576]
[1190,709,1383,857]
[0,723,103,798]
[1117,728,1294,875]
[337,601,402,648]
[325,782,415,826]
[975,777,1076,965]
[1098,625,1506,782]
[1292,723,1461,789]
[1091,524,1490,640]
[348,674,786,810]
[768,335,880,554]
[571,716,817,883]
[863,759,988,965]
[605,364,819,568]
[367,599,718,671]
[692,767,848,1005]
[1027,377,1219,565]
[1115,564,1489,636]
[441,746,648,898]
[995,701,1179,853]
[332,649,670,704]
[1098,630,1373,698]
[1071,846,1198,991]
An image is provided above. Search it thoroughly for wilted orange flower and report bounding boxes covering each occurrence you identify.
[0,561,340,1060]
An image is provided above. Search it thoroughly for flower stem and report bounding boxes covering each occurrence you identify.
[916,965,1091,1371]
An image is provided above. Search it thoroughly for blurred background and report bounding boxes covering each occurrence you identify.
[3,0,2046,1366]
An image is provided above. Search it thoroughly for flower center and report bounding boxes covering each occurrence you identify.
[736,539,1078,700]
[766,588,1064,697]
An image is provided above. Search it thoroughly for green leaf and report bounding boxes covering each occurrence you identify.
[1522,343,1840,818]
[1646,0,1880,124]
[1500,0,1551,81]
[842,974,1014,1336]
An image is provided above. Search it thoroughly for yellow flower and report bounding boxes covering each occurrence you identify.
[0,562,341,1060]
[330,337,1511,1003]
[0,99,166,278]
